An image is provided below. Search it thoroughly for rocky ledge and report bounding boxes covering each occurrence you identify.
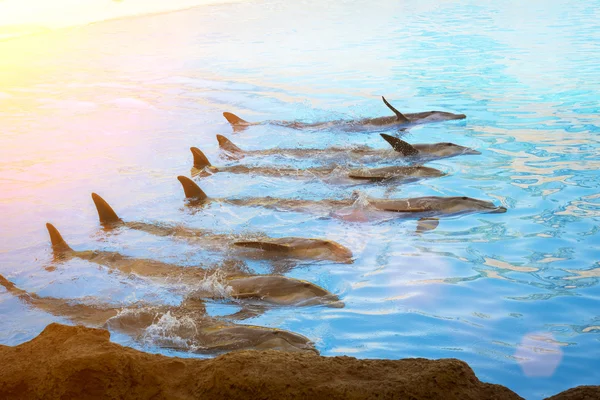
[0,323,597,399]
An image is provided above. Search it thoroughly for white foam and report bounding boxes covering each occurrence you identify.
[321,166,350,184]
[141,311,199,351]
[187,270,234,299]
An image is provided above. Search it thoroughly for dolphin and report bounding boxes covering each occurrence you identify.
[223,96,465,132]
[191,146,335,180]
[0,274,317,354]
[379,134,480,161]
[216,134,478,164]
[177,176,507,223]
[366,196,507,217]
[191,147,445,183]
[92,193,353,263]
[45,223,343,308]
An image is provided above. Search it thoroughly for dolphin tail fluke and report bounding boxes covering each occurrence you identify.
[223,112,250,126]
[46,223,73,253]
[177,176,208,201]
[216,135,244,156]
[381,97,409,123]
[380,134,420,156]
[190,147,212,169]
[91,193,122,225]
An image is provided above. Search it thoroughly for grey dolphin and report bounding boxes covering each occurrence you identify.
[91,193,353,263]
[45,223,343,308]
[223,96,465,131]
[367,196,507,217]
[191,147,445,183]
[0,274,317,354]
[216,135,477,164]
[177,176,507,222]
[379,134,480,161]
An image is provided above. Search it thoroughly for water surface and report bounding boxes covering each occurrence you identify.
[0,1,599,398]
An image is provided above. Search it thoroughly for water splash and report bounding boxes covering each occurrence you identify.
[141,311,200,351]
[186,270,234,300]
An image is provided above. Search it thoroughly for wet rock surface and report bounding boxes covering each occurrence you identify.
[0,323,594,400]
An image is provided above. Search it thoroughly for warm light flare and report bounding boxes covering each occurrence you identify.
[0,0,235,38]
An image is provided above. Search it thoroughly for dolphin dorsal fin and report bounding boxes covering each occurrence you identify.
[223,112,249,126]
[177,176,208,201]
[234,241,292,253]
[380,134,419,156]
[381,97,409,122]
[216,135,244,155]
[190,147,212,169]
[91,193,122,225]
[46,223,73,253]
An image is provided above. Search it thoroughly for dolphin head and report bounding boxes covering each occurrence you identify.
[429,142,481,157]
[321,240,354,263]
[206,324,318,354]
[444,196,507,214]
[426,111,467,121]
[291,239,353,263]
[445,112,467,120]
[348,165,445,182]
[252,328,318,353]
[234,238,353,263]
[408,166,447,178]
[228,275,344,308]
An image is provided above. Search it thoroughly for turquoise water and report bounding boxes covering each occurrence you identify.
[1,1,599,398]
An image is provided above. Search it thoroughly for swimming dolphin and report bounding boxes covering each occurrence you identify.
[216,134,478,164]
[191,146,335,179]
[177,176,507,223]
[379,134,480,161]
[223,96,466,132]
[45,223,343,308]
[0,274,317,354]
[92,193,353,263]
[191,147,445,183]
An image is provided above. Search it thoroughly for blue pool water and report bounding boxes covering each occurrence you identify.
[0,1,599,398]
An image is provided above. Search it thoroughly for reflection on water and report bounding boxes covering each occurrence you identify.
[0,0,237,37]
[0,1,599,399]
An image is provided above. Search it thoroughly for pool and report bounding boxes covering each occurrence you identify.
[0,1,598,398]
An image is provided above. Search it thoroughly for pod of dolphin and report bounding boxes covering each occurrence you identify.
[1,96,506,355]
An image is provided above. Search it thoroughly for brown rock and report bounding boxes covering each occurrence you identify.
[545,386,600,400]
[0,323,527,399]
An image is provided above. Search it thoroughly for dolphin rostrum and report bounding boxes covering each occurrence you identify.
[223,96,466,132]
[177,176,507,223]
[191,147,445,183]
[91,193,353,263]
[216,134,478,164]
[0,274,317,354]
[45,223,343,309]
